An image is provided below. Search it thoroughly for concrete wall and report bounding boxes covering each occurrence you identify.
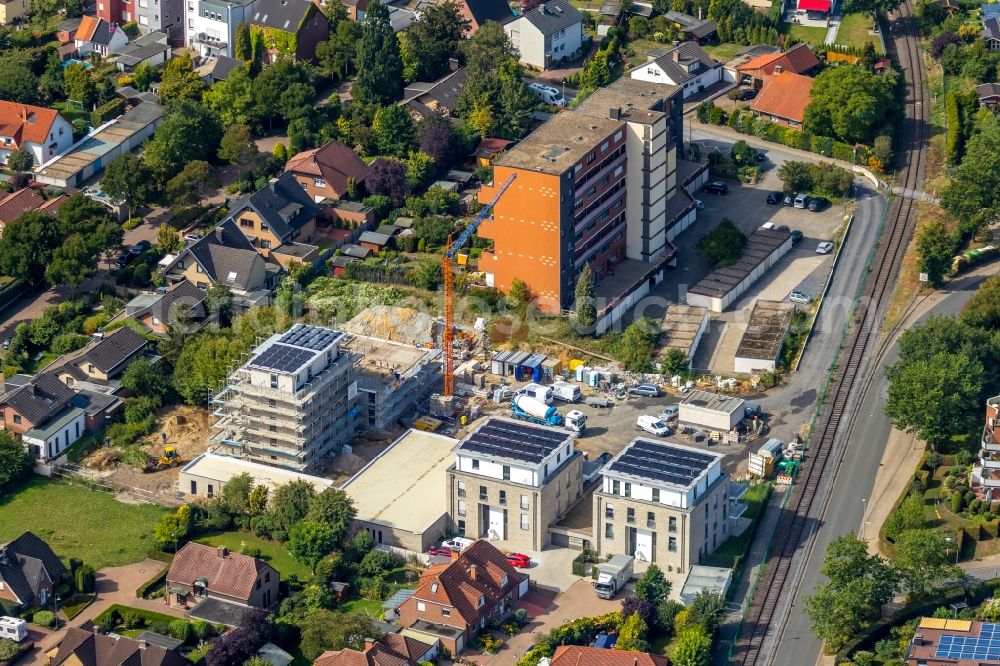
[355,512,450,554]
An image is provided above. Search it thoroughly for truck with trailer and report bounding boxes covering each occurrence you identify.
[510,395,587,434]
[594,554,634,599]
[550,381,581,403]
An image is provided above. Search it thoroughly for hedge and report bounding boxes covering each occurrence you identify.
[74,565,95,594]
[135,566,169,599]
[91,98,125,127]
[94,604,185,631]
[146,549,175,563]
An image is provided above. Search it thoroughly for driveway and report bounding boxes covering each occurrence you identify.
[21,559,186,665]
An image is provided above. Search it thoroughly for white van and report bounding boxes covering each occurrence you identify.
[527,82,567,106]
[516,383,554,404]
[550,381,581,403]
[636,415,671,437]
[0,616,27,642]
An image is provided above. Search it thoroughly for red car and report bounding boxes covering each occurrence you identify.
[506,552,531,568]
[427,546,452,557]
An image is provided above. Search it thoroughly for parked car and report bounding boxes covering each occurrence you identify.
[766,191,782,204]
[790,290,812,304]
[807,197,829,212]
[744,402,763,419]
[505,552,531,568]
[427,546,452,557]
[737,88,757,101]
[791,230,803,243]
[527,82,567,106]
[695,199,704,210]
[628,383,662,397]
[755,150,766,162]
[130,240,151,256]
[637,415,671,437]
[2,337,10,350]
[442,537,475,552]
[659,404,679,420]
[703,181,729,195]
[115,251,133,269]
[783,194,795,207]
[793,194,811,208]
[816,241,834,254]
[184,233,201,242]
[776,225,790,233]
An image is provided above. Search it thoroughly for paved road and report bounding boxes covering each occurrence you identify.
[771,271,991,666]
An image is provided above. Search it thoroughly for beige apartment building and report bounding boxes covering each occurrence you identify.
[592,438,735,586]
[447,417,583,552]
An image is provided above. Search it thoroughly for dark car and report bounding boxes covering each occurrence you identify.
[791,229,804,243]
[783,194,795,207]
[628,383,662,398]
[115,252,133,269]
[776,225,790,233]
[807,197,830,212]
[704,181,729,195]
[737,88,757,101]
[766,191,782,204]
[130,240,152,256]
[754,150,766,162]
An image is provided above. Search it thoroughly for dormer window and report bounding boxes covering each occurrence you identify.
[501,574,508,586]
[430,582,438,593]
[477,596,484,608]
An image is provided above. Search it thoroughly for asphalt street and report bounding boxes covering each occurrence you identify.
[771,272,991,666]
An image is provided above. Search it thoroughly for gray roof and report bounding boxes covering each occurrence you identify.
[228,172,320,242]
[113,31,169,67]
[71,389,122,417]
[251,0,316,32]
[664,10,717,38]
[979,82,1000,98]
[0,531,66,607]
[404,67,468,113]
[388,5,417,31]
[132,280,208,326]
[134,632,185,651]
[520,0,582,35]
[58,17,82,31]
[24,405,86,440]
[186,597,255,627]
[460,0,515,26]
[0,373,75,426]
[166,218,262,291]
[340,244,370,258]
[359,231,392,246]
[80,326,147,375]
[205,55,243,81]
[985,16,1000,40]
[641,41,719,85]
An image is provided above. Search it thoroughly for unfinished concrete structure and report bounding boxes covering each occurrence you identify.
[211,324,358,472]
[658,305,709,369]
[341,335,442,431]
[733,300,794,373]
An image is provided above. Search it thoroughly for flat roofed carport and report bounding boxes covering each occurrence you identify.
[341,429,456,534]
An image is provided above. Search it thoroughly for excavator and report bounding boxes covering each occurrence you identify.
[142,445,183,473]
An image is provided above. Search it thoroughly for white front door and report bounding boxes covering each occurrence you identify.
[487,506,505,540]
[634,530,653,562]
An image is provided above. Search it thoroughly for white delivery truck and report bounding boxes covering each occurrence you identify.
[517,383,554,405]
[550,381,581,403]
[594,554,634,599]
[0,616,27,642]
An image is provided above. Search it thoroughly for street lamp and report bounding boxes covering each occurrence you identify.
[858,498,868,537]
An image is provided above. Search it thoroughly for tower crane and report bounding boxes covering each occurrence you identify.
[442,173,517,397]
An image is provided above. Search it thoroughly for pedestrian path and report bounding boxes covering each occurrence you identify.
[824,15,842,45]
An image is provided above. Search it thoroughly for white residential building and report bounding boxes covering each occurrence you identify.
[0,101,74,168]
[504,0,583,70]
[629,41,724,99]
[186,0,256,58]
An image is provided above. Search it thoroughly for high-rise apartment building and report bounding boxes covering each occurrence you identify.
[212,324,358,472]
[477,79,695,328]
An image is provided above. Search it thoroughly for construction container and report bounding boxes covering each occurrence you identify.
[748,438,783,477]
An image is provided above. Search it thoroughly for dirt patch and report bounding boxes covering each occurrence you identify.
[344,306,438,347]
[309,428,407,485]
[884,201,952,330]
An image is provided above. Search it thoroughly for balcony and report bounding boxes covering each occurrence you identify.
[984,424,1000,451]
[195,32,227,47]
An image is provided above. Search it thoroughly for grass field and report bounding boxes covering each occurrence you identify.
[194,530,311,579]
[703,42,746,61]
[833,13,884,53]
[0,478,168,569]
[783,22,829,46]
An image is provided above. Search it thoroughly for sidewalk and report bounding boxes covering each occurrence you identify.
[863,427,923,556]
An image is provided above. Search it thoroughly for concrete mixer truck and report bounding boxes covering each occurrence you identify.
[510,395,587,434]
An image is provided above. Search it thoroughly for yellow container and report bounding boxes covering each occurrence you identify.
[460,415,468,426]
[569,359,585,371]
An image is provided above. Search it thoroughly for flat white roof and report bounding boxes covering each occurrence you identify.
[680,564,732,600]
[341,429,456,534]
[180,452,334,493]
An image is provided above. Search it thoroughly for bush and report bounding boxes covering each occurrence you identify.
[697,219,746,266]
[358,550,396,576]
[0,639,19,660]
[169,619,193,642]
[952,490,965,513]
[476,634,504,654]
[75,565,95,593]
[193,620,212,640]
[33,611,56,628]
[109,416,156,448]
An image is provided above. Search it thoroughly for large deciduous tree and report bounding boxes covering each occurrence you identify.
[166,160,219,209]
[0,211,61,283]
[306,488,357,544]
[365,158,409,206]
[288,520,335,572]
[353,0,403,104]
[915,219,957,288]
[372,105,415,157]
[101,153,154,222]
[144,100,223,180]
[891,529,964,597]
[401,0,468,83]
[804,66,896,145]
[670,625,712,666]
[941,113,1000,238]
[299,610,377,660]
[0,49,40,104]
[0,430,32,496]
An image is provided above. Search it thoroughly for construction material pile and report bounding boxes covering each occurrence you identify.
[344,306,437,347]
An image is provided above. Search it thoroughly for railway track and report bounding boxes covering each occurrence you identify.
[730,4,929,664]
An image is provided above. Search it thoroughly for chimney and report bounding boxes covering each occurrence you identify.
[137,640,148,649]
[672,50,681,62]
[469,564,477,581]
[538,2,545,12]
[609,107,621,120]
[363,638,376,650]
[774,64,783,73]
[218,545,228,558]
[698,6,703,19]
[449,57,459,71]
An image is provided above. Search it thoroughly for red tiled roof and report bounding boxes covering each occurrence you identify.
[0,101,63,149]
[551,646,669,666]
[313,634,431,666]
[736,51,782,72]
[750,71,815,124]
[405,540,526,627]
[166,542,274,602]
[473,138,512,156]
[285,140,369,198]
[737,43,820,76]
[0,188,45,226]
[76,14,100,41]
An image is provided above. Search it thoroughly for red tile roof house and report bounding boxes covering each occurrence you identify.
[284,141,369,204]
[749,71,815,127]
[49,624,188,666]
[0,187,65,238]
[0,531,67,610]
[549,646,669,665]
[0,101,74,169]
[314,633,437,666]
[397,540,528,655]
[166,543,279,621]
[735,43,821,89]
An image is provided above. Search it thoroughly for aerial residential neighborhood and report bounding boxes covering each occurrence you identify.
[0,0,997,662]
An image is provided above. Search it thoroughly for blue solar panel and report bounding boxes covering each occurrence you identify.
[934,625,1000,660]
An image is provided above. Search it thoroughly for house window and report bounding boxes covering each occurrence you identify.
[605,503,613,519]
[458,520,466,536]
[417,601,426,611]
[624,482,631,498]
[196,264,204,273]
[502,464,510,480]
[442,608,451,617]
[12,415,20,424]
[458,500,466,516]
[479,486,487,500]
[612,480,619,495]
[669,516,677,532]
[520,494,529,510]
[477,596,484,608]
[457,481,466,497]
[270,374,278,388]
[314,178,326,188]
[605,523,614,539]
[261,240,271,249]
[471,458,479,470]
[668,536,677,552]
[265,572,270,582]
[190,480,197,494]
[501,574,508,586]
[652,488,660,502]
[499,490,506,505]
[626,507,634,524]
[647,512,655,528]
[240,218,254,228]
[520,514,528,530]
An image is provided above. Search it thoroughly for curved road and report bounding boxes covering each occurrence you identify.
[772,268,995,666]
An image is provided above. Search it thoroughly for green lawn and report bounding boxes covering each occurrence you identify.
[833,13,884,53]
[703,42,746,61]
[61,594,95,619]
[338,598,383,616]
[0,478,168,569]
[782,22,829,46]
[194,530,311,579]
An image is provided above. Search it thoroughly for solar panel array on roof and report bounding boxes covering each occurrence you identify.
[610,439,717,487]
[251,343,315,373]
[458,419,568,464]
[935,623,1000,660]
[279,324,340,351]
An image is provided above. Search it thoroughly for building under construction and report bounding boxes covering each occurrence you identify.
[211,324,359,472]
[341,334,442,431]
